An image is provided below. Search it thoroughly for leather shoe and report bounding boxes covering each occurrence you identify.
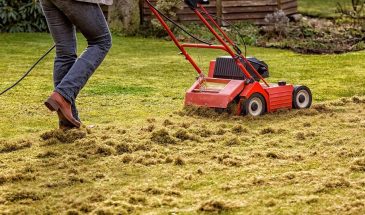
[59,120,77,130]
[44,92,81,128]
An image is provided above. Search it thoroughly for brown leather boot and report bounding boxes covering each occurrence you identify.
[44,92,81,128]
[59,120,77,130]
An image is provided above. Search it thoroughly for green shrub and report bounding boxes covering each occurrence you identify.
[0,0,47,32]
[140,0,183,37]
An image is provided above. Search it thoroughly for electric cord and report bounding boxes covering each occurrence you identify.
[195,8,248,57]
[146,0,212,45]
[196,7,270,70]
[0,45,55,96]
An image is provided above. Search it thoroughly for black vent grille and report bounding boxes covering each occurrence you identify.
[213,56,269,81]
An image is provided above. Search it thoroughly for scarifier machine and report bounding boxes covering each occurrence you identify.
[146,0,312,116]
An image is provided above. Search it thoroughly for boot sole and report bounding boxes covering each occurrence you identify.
[45,98,81,128]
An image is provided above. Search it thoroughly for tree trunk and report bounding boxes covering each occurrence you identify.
[108,0,140,35]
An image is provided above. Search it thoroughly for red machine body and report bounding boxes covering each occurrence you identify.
[146,0,312,116]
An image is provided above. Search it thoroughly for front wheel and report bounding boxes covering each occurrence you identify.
[242,93,266,116]
[293,86,312,109]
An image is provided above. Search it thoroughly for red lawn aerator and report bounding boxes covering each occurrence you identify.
[146,0,312,116]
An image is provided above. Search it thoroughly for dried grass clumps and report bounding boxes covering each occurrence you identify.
[36,151,60,159]
[65,209,79,215]
[141,124,155,132]
[317,177,351,193]
[352,96,365,104]
[0,171,35,185]
[128,195,147,205]
[0,139,32,153]
[121,154,133,164]
[163,119,174,127]
[296,108,319,116]
[40,129,86,144]
[303,122,311,127]
[298,131,315,140]
[231,125,248,134]
[212,154,242,167]
[215,128,226,135]
[174,129,190,141]
[260,127,276,135]
[180,122,191,129]
[312,104,332,113]
[252,176,266,186]
[193,128,213,138]
[94,144,116,156]
[224,137,241,146]
[5,191,43,202]
[174,156,185,166]
[121,152,169,166]
[266,151,286,159]
[144,187,164,195]
[174,129,199,142]
[151,129,176,144]
[115,142,132,154]
[199,200,240,212]
[296,132,306,140]
[180,106,220,118]
[196,168,204,175]
[143,187,182,198]
[147,118,156,123]
[350,158,365,171]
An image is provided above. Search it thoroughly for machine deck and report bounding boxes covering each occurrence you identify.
[186,78,245,108]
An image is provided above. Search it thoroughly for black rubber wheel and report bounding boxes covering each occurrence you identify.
[242,93,266,116]
[292,86,312,109]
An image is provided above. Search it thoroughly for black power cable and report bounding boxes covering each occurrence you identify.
[195,8,248,57]
[0,45,55,96]
[145,0,212,45]
[196,7,270,70]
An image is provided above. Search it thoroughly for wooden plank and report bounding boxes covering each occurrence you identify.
[282,1,297,10]
[216,0,222,25]
[223,6,277,13]
[222,12,274,19]
[283,7,297,15]
[222,0,277,7]
[142,0,298,24]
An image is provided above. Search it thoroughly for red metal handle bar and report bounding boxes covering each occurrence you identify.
[181,43,228,52]
[192,8,255,82]
[146,0,203,75]
[198,5,236,48]
[198,4,270,87]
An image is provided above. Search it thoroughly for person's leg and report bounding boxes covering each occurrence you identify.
[40,0,80,122]
[46,0,112,105]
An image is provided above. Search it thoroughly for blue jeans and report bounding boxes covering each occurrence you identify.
[40,0,112,121]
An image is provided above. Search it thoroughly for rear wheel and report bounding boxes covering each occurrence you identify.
[293,86,312,109]
[243,93,266,116]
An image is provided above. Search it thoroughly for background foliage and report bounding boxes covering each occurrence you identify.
[0,0,47,33]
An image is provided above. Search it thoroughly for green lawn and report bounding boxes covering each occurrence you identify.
[298,0,349,18]
[1,33,365,138]
[0,34,365,214]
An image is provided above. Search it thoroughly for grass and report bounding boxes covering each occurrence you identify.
[298,0,349,18]
[1,33,365,138]
[0,33,365,213]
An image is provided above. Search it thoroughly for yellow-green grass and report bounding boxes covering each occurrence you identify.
[1,33,365,138]
[0,33,365,214]
[298,0,349,18]
[0,98,365,214]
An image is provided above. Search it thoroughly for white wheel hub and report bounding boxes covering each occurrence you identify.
[248,97,263,116]
[296,90,310,109]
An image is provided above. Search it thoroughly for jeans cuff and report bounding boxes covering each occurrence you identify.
[55,88,73,104]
